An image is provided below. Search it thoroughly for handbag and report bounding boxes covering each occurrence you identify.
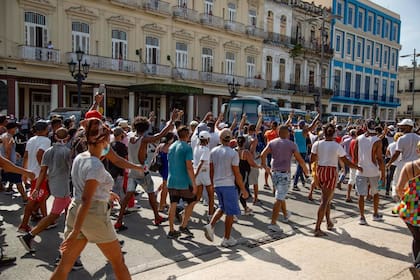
[149,152,163,172]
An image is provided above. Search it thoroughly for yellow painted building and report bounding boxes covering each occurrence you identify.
[397,65,420,124]
[0,0,267,123]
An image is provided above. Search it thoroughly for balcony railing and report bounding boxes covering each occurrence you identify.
[172,68,199,80]
[20,46,60,63]
[66,53,139,73]
[142,0,170,15]
[244,78,267,89]
[141,63,171,76]
[224,20,245,34]
[264,32,292,45]
[111,0,142,8]
[199,13,224,29]
[172,6,200,22]
[246,26,266,38]
[333,90,401,104]
[199,72,245,85]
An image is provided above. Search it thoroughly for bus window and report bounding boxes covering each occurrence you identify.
[243,102,258,124]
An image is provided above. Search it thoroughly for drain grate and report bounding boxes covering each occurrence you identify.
[243,232,294,248]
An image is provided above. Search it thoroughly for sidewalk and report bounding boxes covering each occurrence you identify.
[133,207,415,280]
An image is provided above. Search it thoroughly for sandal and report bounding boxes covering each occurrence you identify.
[314,230,328,237]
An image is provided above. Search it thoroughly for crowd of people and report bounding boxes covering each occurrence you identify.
[1,93,420,277]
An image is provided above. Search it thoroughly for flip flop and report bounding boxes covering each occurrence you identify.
[314,230,328,237]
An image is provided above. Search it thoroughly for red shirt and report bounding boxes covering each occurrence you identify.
[264,129,278,143]
[349,138,357,163]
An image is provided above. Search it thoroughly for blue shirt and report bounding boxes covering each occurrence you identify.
[168,140,193,190]
[294,129,307,153]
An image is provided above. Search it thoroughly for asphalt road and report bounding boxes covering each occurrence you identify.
[0,164,395,280]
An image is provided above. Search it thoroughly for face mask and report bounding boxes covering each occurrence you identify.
[101,144,110,157]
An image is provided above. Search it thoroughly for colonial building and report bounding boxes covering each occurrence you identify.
[0,0,267,123]
[397,65,420,124]
[321,0,401,121]
[262,0,334,113]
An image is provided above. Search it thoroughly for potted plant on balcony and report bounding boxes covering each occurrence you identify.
[289,43,303,58]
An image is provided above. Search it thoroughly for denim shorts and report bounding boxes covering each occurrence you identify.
[215,186,241,216]
[272,172,291,201]
[127,172,154,193]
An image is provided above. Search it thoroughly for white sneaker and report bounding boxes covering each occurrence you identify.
[267,223,283,233]
[233,215,239,222]
[359,217,368,225]
[280,211,292,223]
[244,208,254,216]
[203,224,214,242]
[221,237,237,247]
[373,213,384,222]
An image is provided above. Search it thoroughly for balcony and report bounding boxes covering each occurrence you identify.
[264,32,292,46]
[141,63,171,76]
[199,72,245,85]
[142,0,170,15]
[19,46,60,64]
[66,53,139,73]
[244,78,267,89]
[246,26,266,39]
[224,20,245,34]
[172,68,199,80]
[199,13,224,29]
[172,6,200,22]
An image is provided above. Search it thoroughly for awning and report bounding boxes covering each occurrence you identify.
[128,84,203,95]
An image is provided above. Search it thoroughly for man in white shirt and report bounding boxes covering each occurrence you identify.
[354,120,385,225]
[18,121,51,233]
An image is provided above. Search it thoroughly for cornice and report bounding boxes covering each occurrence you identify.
[65,6,98,22]
[107,15,135,30]
[19,0,55,14]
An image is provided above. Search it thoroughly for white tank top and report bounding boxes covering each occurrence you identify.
[356,134,380,177]
[127,136,146,178]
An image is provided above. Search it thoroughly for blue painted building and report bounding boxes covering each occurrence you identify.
[328,0,401,121]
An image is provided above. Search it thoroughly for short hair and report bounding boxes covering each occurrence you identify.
[55,127,68,140]
[132,116,149,133]
[177,125,189,139]
[278,125,289,132]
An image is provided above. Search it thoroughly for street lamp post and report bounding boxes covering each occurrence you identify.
[68,48,90,108]
[401,48,420,120]
[227,77,240,98]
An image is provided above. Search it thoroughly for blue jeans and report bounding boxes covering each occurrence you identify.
[293,152,307,186]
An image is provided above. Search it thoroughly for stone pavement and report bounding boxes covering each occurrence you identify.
[133,205,414,280]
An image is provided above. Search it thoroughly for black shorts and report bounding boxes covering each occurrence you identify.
[2,172,22,184]
[168,188,196,204]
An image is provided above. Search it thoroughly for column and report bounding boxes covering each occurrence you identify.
[24,86,30,117]
[62,84,67,107]
[50,83,58,111]
[14,80,19,117]
[188,95,194,124]
[212,96,218,117]
[57,81,64,107]
[128,92,135,121]
[160,95,167,121]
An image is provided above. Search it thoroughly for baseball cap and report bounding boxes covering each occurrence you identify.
[85,110,102,120]
[219,128,232,142]
[397,119,414,127]
[388,125,395,131]
[34,120,49,131]
[366,119,376,133]
[218,122,228,129]
[190,120,199,127]
[199,130,211,140]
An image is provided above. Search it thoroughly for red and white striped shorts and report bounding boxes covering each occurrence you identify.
[317,166,338,189]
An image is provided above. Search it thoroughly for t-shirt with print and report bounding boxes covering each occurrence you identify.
[193,145,210,171]
[41,143,71,198]
[396,133,420,162]
[71,152,114,202]
[168,140,193,190]
[210,145,239,187]
[311,140,346,167]
[25,135,51,178]
[269,138,297,172]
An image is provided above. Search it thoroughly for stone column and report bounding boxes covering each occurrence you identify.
[128,92,135,121]
[50,83,58,111]
[62,84,67,107]
[212,96,218,117]
[160,95,167,121]
[14,80,19,117]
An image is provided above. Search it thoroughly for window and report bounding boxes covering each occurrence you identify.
[392,23,398,41]
[24,12,48,47]
[355,74,361,96]
[202,47,213,72]
[145,36,159,64]
[112,30,127,59]
[278,58,285,82]
[384,20,390,39]
[382,79,387,97]
[175,42,188,68]
[358,9,364,29]
[390,81,395,96]
[346,38,352,56]
[366,42,371,60]
[391,50,395,67]
[334,69,341,93]
[72,22,90,54]
[374,77,379,100]
[336,34,341,52]
[225,52,235,75]
[247,56,255,78]
[178,0,187,7]
[280,15,287,35]
[345,72,352,96]
[365,76,371,99]
[356,40,362,58]
[376,17,382,36]
[383,48,388,65]
[337,2,342,18]
[249,10,257,26]
[227,3,236,22]
[375,45,380,64]
[348,6,354,25]
[204,0,213,14]
[367,14,373,32]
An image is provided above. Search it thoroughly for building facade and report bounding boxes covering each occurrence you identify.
[397,65,420,124]
[0,0,267,123]
[326,0,401,121]
[262,0,334,113]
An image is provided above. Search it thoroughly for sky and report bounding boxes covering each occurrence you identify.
[370,0,420,66]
